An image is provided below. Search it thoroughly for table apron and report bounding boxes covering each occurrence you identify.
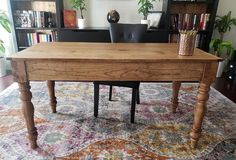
[22,60,208,82]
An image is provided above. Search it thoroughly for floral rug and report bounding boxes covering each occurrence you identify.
[0,82,235,160]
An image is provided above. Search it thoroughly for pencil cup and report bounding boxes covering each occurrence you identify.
[178,33,196,56]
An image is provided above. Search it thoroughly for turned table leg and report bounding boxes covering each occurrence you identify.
[172,81,181,113]
[190,82,210,148]
[47,80,57,113]
[18,82,38,149]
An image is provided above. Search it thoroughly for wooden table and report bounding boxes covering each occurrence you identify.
[8,42,221,149]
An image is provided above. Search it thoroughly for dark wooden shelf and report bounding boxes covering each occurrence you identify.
[19,46,29,49]
[171,0,207,4]
[148,28,168,32]
[16,27,57,30]
[11,0,55,2]
[212,76,236,104]
[60,27,109,31]
[169,30,209,34]
[60,27,167,32]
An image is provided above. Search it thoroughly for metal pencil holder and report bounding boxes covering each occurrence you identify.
[178,31,197,56]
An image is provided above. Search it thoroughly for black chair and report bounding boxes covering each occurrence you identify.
[94,23,147,123]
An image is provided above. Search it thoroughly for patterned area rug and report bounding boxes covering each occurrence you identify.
[0,82,235,160]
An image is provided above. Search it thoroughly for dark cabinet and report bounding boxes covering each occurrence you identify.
[58,28,111,42]
[58,28,169,43]
[144,30,169,43]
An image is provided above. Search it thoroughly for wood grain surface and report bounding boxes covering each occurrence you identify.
[9,42,221,62]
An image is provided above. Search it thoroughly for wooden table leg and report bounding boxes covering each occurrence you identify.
[47,80,57,113]
[18,82,38,149]
[172,81,181,113]
[190,82,210,148]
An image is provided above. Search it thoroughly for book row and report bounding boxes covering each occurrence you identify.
[170,13,210,31]
[18,31,57,47]
[14,10,56,28]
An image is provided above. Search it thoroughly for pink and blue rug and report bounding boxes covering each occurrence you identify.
[0,82,235,159]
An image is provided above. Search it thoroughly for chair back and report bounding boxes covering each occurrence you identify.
[109,23,147,43]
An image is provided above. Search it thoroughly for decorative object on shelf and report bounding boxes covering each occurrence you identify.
[209,11,236,77]
[70,0,87,29]
[77,18,86,29]
[47,12,55,28]
[178,30,197,56]
[107,10,120,23]
[147,11,163,29]
[0,10,11,77]
[63,10,76,28]
[138,0,159,28]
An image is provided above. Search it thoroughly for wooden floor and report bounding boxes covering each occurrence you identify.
[0,74,14,92]
[0,74,236,103]
[212,77,236,103]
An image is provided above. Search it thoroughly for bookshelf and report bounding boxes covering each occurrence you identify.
[162,0,219,51]
[10,0,219,51]
[10,0,63,51]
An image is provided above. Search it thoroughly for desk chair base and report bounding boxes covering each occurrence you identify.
[94,82,139,123]
[108,85,140,104]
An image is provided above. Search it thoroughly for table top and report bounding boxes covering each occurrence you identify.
[9,42,221,62]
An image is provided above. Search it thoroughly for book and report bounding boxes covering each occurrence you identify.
[13,10,23,27]
[168,33,179,43]
[178,13,183,30]
[202,13,210,30]
[200,13,205,30]
[28,10,34,28]
[63,10,76,28]
[21,10,29,28]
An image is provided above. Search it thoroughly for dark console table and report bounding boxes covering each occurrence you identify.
[58,28,168,43]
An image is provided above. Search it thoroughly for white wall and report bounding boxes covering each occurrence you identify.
[214,0,236,48]
[0,0,17,70]
[63,0,163,27]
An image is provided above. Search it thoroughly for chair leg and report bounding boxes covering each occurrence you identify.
[172,81,181,113]
[47,80,57,113]
[137,88,140,104]
[131,88,137,123]
[94,83,99,117]
[109,85,113,101]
